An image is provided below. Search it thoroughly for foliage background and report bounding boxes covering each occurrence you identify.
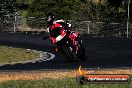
[0,0,132,31]
[26,0,131,22]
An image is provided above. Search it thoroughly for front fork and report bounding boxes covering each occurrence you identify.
[73,35,82,54]
[67,40,79,54]
[50,44,59,53]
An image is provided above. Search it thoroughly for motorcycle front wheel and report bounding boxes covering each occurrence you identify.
[61,45,78,61]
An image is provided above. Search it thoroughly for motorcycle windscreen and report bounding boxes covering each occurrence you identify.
[49,28,62,38]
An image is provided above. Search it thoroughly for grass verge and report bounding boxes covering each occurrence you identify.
[0,45,39,64]
[0,77,132,88]
[0,70,132,88]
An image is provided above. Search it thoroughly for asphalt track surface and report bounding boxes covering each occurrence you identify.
[0,32,132,71]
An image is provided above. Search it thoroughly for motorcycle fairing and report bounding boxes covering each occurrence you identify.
[50,23,62,30]
[68,32,79,54]
[50,28,66,43]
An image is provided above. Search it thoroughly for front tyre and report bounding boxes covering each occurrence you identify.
[61,46,78,61]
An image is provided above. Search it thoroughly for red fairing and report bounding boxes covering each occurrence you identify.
[73,32,79,38]
[50,36,57,43]
[50,23,62,30]
[68,32,79,54]
[54,23,62,27]
[68,32,79,41]
[60,28,66,36]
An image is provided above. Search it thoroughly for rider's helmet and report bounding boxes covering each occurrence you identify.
[46,12,55,28]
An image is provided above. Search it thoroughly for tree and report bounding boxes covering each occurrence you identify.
[26,0,80,28]
[73,0,108,22]
[0,0,16,31]
[27,0,80,19]
[105,0,127,22]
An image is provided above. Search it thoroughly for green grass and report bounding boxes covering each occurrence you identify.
[0,78,132,88]
[0,45,39,64]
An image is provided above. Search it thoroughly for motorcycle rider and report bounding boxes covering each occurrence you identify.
[46,12,72,52]
[46,13,86,61]
[46,13,72,36]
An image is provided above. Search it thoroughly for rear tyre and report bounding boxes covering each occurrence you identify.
[76,36,87,61]
[61,46,78,61]
[78,47,87,61]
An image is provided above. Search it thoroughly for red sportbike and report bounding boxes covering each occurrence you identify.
[50,28,86,61]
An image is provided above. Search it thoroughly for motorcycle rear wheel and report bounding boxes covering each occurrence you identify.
[78,47,87,61]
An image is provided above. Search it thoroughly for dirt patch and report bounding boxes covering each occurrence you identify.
[0,71,76,83]
[0,69,132,83]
